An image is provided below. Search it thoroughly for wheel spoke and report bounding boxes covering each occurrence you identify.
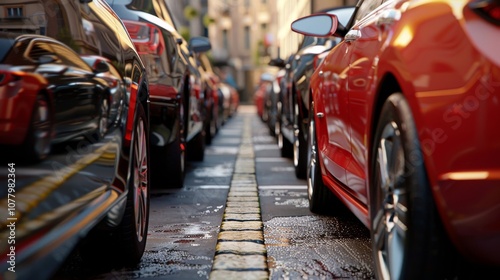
[133,115,148,242]
[373,208,386,251]
[388,134,403,179]
[388,217,405,279]
[377,142,390,190]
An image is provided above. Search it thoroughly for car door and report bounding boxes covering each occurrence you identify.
[317,30,353,186]
[344,0,394,204]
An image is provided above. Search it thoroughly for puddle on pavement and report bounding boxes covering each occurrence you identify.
[264,215,374,279]
[193,162,233,177]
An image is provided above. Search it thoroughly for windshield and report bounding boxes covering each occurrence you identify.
[0,38,15,62]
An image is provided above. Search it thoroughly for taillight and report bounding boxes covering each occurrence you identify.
[123,20,165,55]
[470,0,500,25]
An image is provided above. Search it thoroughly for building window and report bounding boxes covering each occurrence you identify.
[222,29,228,50]
[6,7,23,18]
[261,23,267,32]
[244,26,250,50]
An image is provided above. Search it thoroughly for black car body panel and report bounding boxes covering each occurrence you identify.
[0,0,150,279]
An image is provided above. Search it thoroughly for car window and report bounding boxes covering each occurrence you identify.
[49,43,93,71]
[0,38,14,61]
[355,0,386,22]
[28,41,57,62]
[327,6,356,27]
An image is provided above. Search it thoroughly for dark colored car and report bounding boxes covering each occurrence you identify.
[0,34,114,161]
[196,52,223,144]
[0,0,150,279]
[293,0,500,278]
[270,6,355,179]
[106,1,211,188]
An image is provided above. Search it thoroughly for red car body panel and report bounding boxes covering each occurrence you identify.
[0,71,48,145]
[311,0,500,265]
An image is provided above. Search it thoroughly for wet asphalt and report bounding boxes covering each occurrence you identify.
[55,105,375,280]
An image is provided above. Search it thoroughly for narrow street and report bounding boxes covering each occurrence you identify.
[55,105,374,279]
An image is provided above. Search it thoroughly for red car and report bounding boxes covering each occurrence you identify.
[292,0,500,279]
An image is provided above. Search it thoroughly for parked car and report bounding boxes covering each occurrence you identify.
[292,0,500,279]
[254,72,275,122]
[0,0,150,279]
[106,1,211,187]
[196,52,224,144]
[0,34,117,162]
[219,82,236,123]
[270,6,355,179]
[269,54,295,158]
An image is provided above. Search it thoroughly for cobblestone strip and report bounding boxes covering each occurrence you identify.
[209,116,269,280]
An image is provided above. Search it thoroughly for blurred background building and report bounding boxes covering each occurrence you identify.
[1,0,357,103]
[198,0,356,102]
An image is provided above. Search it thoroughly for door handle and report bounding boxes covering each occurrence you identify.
[376,9,401,27]
[345,30,361,43]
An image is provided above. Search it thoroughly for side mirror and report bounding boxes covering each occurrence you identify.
[189,36,212,53]
[93,60,109,73]
[37,54,58,64]
[291,14,338,37]
[268,58,286,68]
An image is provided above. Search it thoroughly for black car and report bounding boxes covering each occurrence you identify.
[0,0,150,279]
[106,0,211,188]
[269,6,355,179]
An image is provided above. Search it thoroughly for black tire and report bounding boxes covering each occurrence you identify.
[205,115,213,145]
[118,104,150,265]
[23,94,52,162]
[188,130,205,161]
[277,103,293,158]
[205,103,216,145]
[370,93,454,280]
[307,105,339,214]
[151,135,185,188]
[80,104,150,268]
[294,102,307,179]
[273,101,282,140]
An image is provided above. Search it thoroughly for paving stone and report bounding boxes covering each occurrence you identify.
[223,213,261,221]
[212,254,267,270]
[226,201,260,207]
[228,191,258,197]
[218,231,264,241]
[221,221,263,230]
[215,241,266,254]
[226,196,258,202]
[224,207,260,214]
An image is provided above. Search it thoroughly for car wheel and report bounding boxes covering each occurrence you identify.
[79,104,150,268]
[152,131,185,189]
[293,103,307,179]
[274,101,282,139]
[118,104,150,264]
[188,130,205,161]
[307,103,340,214]
[371,93,453,279]
[24,94,52,162]
[205,109,213,145]
[277,103,292,158]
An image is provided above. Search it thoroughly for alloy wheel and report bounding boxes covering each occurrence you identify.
[373,120,408,280]
[133,116,148,242]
